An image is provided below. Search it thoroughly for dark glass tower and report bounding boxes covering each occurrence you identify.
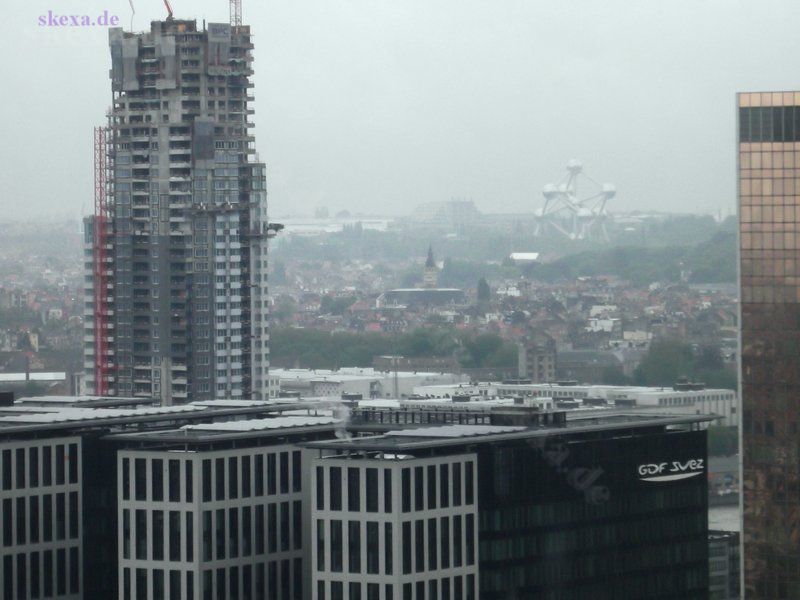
[739,91,800,598]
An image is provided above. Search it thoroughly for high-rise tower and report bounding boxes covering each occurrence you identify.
[84,18,273,403]
[738,91,800,597]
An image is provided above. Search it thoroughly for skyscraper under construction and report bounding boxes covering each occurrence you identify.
[84,16,275,403]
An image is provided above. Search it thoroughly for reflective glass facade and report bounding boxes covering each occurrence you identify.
[477,428,708,599]
[739,91,800,599]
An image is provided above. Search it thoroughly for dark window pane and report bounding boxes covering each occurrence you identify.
[242,455,251,498]
[348,520,361,573]
[68,444,78,484]
[384,469,392,513]
[348,468,360,512]
[292,451,301,492]
[330,467,342,511]
[169,460,180,502]
[366,469,378,513]
[202,460,211,501]
[29,447,39,488]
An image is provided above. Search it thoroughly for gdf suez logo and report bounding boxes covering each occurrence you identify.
[637,459,704,482]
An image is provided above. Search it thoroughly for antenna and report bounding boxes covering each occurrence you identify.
[230,0,242,26]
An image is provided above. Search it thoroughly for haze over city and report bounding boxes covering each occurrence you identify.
[4,0,800,220]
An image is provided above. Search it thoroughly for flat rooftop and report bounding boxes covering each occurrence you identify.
[304,412,714,453]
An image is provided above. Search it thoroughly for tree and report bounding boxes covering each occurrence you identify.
[477,278,491,303]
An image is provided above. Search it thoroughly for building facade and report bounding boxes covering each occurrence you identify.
[84,18,272,403]
[738,91,800,598]
[311,453,479,600]
[307,414,711,599]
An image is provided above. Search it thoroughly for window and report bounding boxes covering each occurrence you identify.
[453,515,462,567]
[402,522,411,574]
[228,457,238,499]
[169,460,180,502]
[366,522,379,574]
[280,452,289,494]
[466,514,475,565]
[202,460,211,501]
[401,469,410,512]
[243,506,252,556]
[242,456,251,498]
[366,469,378,512]
[215,509,225,560]
[256,506,265,554]
[135,458,147,501]
[29,447,39,488]
[255,455,264,496]
[1,450,10,490]
[69,491,79,538]
[440,517,450,568]
[153,459,164,501]
[291,451,301,492]
[43,447,52,487]
[43,495,52,542]
[384,469,392,513]
[348,468,360,511]
[185,461,193,502]
[14,448,25,488]
[153,510,164,560]
[316,467,324,510]
[136,510,147,560]
[30,496,40,543]
[316,520,325,571]
[427,466,436,510]
[452,463,462,506]
[169,512,180,561]
[228,508,238,558]
[330,467,342,511]
[215,458,225,501]
[331,520,343,572]
[348,520,361,573]
[267,454,276,495]
[56,493,65,540]
[440,465,450,508]
[465,462,474,505]
[414,467,424,511]
[68,443,78,483]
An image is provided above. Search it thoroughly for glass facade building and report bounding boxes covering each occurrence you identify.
[739,91,800,598]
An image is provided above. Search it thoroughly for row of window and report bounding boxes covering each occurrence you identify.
[121,451,302,504]
[1,548,80,600]
[201,502,302,561]
[315,575,476,600]
[122,509,193,563]
[401,463,474,513]
[123,559,304,600]
[200,452,301,502]
[316,520,392,575]
[401,516,476,575]
[315,461,474,514]
[1,443,79,491]
[122,457,193,503]
[2,493,79,547]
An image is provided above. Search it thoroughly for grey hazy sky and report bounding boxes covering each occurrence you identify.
[3,0,800,220]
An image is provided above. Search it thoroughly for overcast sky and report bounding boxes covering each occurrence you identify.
[3,0,800,220]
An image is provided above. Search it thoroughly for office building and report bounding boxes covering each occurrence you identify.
[0,395,318,599]
[517,332,557,383]
[84,17,273,403]
[306,412,712,599]
[709,530,740,600]
[110,416,340,600]
[738,91,800,598]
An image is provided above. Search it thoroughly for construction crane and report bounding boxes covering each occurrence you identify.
[163,0,174,19]
[230,0,242,26]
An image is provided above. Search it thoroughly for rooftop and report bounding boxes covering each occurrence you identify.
[304,412,714,453]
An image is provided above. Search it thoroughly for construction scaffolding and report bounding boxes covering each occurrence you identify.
[92,126,113,395]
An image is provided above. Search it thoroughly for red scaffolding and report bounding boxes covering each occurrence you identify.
[93,126,112,395]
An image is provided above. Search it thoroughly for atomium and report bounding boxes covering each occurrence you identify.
[534,160,615,242]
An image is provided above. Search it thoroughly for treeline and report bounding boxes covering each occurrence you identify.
[632,339,736,389]
[530,232,736,286]
[269,327,518,371]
